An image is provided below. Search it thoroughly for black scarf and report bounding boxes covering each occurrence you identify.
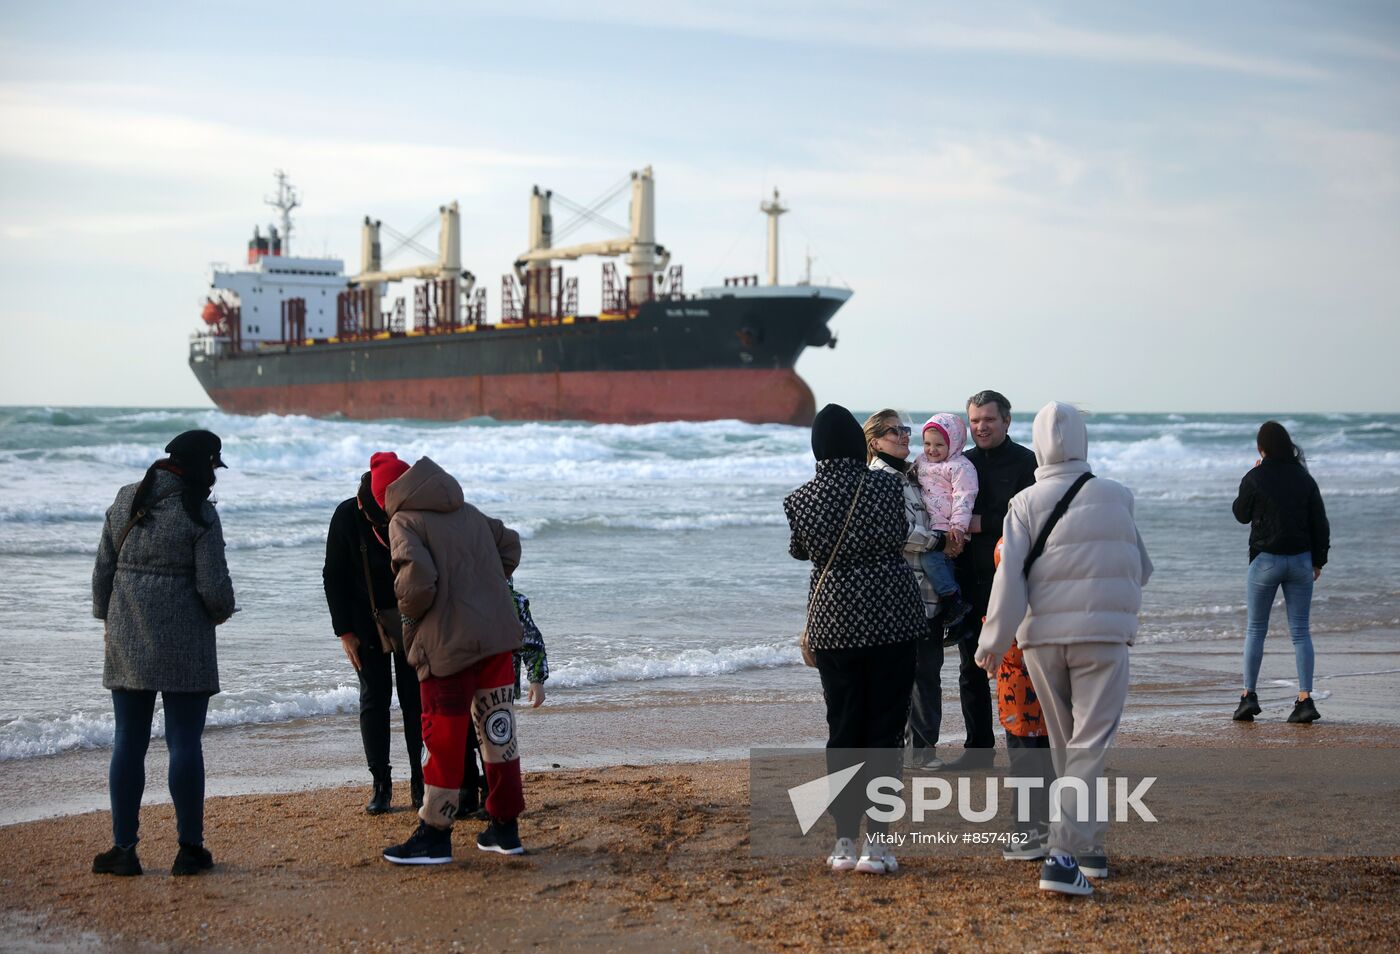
[875,451,911,473]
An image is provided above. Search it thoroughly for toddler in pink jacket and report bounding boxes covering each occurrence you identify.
[915,412,979,639]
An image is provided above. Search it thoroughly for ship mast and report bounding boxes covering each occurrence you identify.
[760,187,787,285]
[264,170,301,256]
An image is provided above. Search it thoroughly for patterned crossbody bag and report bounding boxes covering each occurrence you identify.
[799,473,867,667]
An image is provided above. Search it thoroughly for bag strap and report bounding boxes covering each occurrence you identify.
[810,473,867,611]
[1022,472,1094,578]
[115,488,183,556]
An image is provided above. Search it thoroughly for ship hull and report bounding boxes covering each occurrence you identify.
[190,290,843,425]
[202,367,816,425]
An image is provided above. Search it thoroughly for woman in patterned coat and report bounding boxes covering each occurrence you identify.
[784,404,924,875]
[90,429,236,878]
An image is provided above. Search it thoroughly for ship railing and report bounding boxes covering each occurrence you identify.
[189,333,233,361]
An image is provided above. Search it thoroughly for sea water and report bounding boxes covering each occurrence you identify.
[1,407,1397,769]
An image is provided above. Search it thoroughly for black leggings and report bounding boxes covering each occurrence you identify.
[812,640,917,840]
[356,643,422,779]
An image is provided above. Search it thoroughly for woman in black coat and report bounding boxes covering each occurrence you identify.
[784,404,924,875]
[1231,420,1330,724]
[323,456,424,813]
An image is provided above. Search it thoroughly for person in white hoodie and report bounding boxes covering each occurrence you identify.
[974,402,1152,897]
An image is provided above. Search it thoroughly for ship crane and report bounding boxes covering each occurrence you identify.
[514,166,672,311]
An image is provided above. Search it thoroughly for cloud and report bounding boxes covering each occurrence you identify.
[522,0,1329,80]
[0,84,567,222]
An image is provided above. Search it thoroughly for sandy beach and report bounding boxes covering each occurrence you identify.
[3,719,1399,952]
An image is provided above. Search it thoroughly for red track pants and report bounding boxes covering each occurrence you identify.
[417,651,524,828]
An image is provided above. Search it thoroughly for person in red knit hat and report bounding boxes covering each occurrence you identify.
[323,451,423,816]
[378,454,529,864]
[370,452,411,509]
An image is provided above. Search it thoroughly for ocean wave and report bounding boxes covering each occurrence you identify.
[1139,604,1245,620]
[0,685,361,762]
[0,642,808,761]
[549,641,800,689]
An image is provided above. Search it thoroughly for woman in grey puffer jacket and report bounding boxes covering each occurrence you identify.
[90,430,236,878]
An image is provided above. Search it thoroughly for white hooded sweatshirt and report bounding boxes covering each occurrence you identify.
[977,402,1153,655]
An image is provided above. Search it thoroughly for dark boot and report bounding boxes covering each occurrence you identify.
[366,771,392,815]
[1287,697,1321,724]
[1233,691,1262,722]
[411,774,425,810]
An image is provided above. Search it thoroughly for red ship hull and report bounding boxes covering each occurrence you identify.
[203,367,818,425]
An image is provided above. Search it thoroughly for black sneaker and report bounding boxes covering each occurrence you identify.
[92,844,142,877]
[1287,697,1321,724]
[172,843,214,876]
[1039,856,1092,896]
[383,821,453,865]
[476,818,525,855]
[1232,691,1262,722]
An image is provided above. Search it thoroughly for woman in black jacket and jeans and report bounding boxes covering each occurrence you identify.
[784,404,924,875]
[324,455,424,812]
[1231,421,1330,724]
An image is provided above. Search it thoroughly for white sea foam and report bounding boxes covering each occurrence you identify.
[0,685,362,762]
[3,408,1399,762]
[541,642,801,689]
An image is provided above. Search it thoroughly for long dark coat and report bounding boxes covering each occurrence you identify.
[92,470,236,693]
[784,458,924,651]
[323,496,399,652]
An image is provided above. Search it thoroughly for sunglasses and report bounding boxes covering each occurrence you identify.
[880,425,912,438]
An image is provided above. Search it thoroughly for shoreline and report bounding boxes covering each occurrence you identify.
[6,625,1399,829]
[3,736,1399,952]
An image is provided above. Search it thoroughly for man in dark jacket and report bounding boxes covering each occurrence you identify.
[323,455,424,815]
[944,390,1037,771]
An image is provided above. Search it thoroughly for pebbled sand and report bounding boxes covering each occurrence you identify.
[3,736,1400,953]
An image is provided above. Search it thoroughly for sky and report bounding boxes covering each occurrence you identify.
[1,0,1397,414]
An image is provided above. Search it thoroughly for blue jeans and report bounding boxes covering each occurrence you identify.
[109,689,210,848]
[918,548,960,599]
[1243,552,1315,693]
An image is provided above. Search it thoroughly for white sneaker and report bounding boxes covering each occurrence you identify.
[855,837,898,874]
[826,837,858,871]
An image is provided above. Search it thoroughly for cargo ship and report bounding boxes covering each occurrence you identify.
[188,169,849,425]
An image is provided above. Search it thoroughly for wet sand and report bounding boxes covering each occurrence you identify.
[3,724,1400,952]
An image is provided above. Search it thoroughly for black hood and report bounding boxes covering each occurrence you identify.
[811,404,866,462]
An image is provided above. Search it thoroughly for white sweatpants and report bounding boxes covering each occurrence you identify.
[1021,641,1130,856]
